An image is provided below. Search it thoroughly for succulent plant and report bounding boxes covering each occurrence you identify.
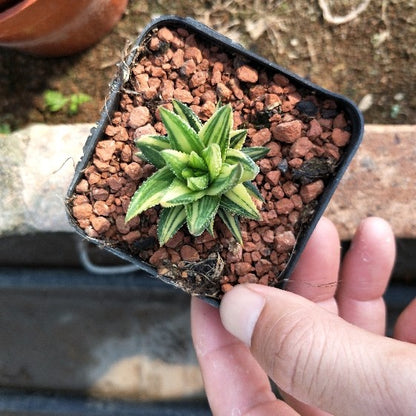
[125,100,269,246]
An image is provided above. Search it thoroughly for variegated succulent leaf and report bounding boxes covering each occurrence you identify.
[126,100,269,246]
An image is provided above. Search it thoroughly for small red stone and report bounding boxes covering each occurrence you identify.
[167,248,181,264]
[331,128,351,146]
[265,93,281,108]
[180,59,197,76]
[149,248,169,266]
[171,49,184,68]
[255,259,273,276]
[273,73,289,86]
[251,128,271,146]
[157,27,174,42]
[73,195,89,206]
[290,137,314,158]
[300,180,325,203]
[216,83,233,100]
[115,215,130,234]
[93,200,110,216]
[265,170,281,186]
[190,71,208,88]
[259,158,272,174]
[149,37,160,51]
[221,283,234,293]
[75,179,89,193]
[282,181,298,197]
[275,198,295,215]
[105,125,119,137]
[271,120,303,143]
[238,273,259,284]
[107,175,125,192]
[91,216,111,234]
[275,231,296,253]
[290,194,303,210]
[333,113,348,129]
[122,231,141,244]
[150,66,165,78]
[266,142,281,157]
[251,251,262,262]
[165,231,185,249]
[128,106,151,129]
[307,119,323,139]
[262,229,275,244]
[73,203,92,220]
[180,245,200,262]
[243,242,257,252]
[234,262,253,276]
[236,65,258,83]
[184,46,203,63]
[95,140,116,162]
[124,162,142,181]
[173,89,193,103]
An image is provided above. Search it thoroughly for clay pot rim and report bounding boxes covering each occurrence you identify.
[0,0,128,57]
[0,0,37,22]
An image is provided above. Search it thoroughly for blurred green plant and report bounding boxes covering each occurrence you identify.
[43,90,91,115]
[0,123,11,134]
[390,103,400,119]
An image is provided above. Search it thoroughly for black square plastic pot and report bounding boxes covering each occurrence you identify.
[66,15,364,305]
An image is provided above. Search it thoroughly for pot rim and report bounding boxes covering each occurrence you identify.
[0,0,37,22]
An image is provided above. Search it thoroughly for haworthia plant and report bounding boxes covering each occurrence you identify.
[125,100,269,246]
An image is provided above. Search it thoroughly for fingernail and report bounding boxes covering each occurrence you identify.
[219,285,265,347]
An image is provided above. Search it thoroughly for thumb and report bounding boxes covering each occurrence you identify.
[220,284,416,416]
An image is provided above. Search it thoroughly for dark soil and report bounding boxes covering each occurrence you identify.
[68,23,354,300]
[0,1,415,132]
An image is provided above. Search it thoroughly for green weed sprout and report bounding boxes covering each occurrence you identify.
[43,90,91,115]
[125,100,269,246]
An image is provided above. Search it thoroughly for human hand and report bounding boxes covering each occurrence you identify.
[191,217,416,415]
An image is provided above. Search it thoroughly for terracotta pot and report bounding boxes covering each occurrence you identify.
[66,16,364,304]
[0,0,128,57]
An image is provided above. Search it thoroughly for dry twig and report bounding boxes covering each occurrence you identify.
[318,0,371,25]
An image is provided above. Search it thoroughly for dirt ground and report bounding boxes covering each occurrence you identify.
[0,0,415,131]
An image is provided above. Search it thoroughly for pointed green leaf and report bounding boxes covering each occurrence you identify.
[220,183,261,220]
[243,181,264,202]
[241,146,270,162]
[186,196,220,236]
[157,206,187,246]
[172,100,202,133]
[198,104,232,159]
[187,174,209,191]
[206,163,242,196]
[125,167,174,222]
[207,218,215,237]
[202,143,222,181]
[161,178,205,207]
[161,149,190,179]
[225,148,259,182]
[135,135,171,168]
[188,151,207,170]
[229,129,247,150]
[159,106,204,154]
[218,208,243,245]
